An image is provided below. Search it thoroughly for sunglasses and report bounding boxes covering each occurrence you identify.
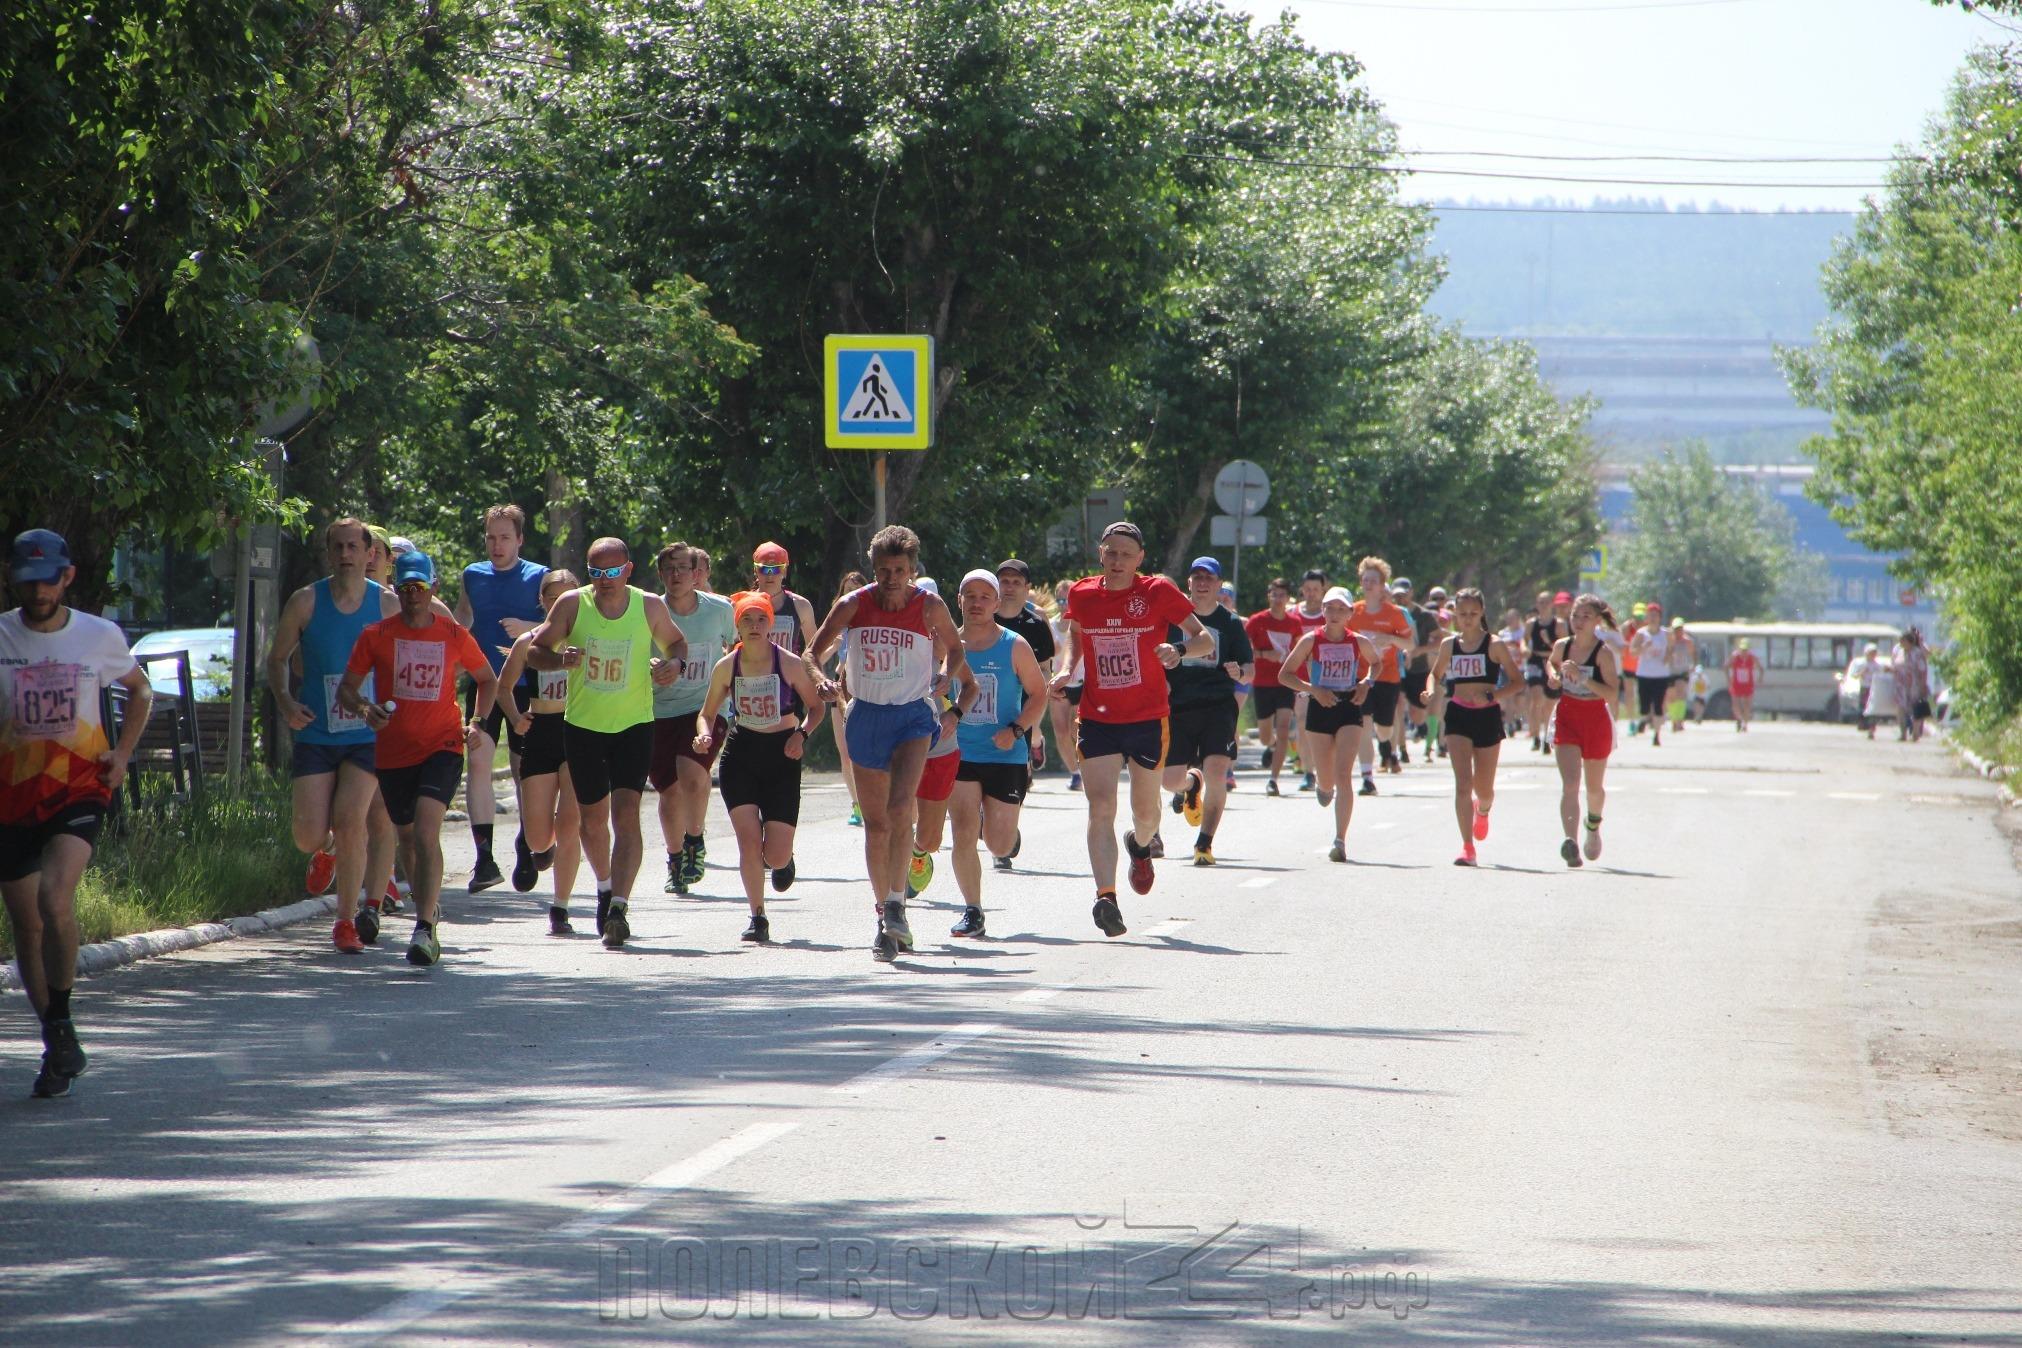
[397,581,431,594]
[756,564,786,577]
[587,564,626,580]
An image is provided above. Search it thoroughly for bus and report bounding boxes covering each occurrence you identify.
[1654,621,1903,722]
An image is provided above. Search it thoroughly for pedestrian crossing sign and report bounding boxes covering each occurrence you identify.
[825,335,934,450]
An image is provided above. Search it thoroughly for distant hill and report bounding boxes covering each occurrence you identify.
[1427,199,1849,342]
[1426,199,1853,461]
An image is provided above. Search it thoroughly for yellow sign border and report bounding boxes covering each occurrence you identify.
[824,335,934,451]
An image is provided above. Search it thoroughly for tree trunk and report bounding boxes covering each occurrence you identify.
[545,467,584,575]
[1162,458,1222,578]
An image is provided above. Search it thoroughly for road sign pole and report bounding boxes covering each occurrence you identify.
[1233,472,1246,602]
[874,452,888,532]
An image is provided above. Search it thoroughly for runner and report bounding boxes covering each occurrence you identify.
[1665,616,1696,734]
[524,538,688,949]
[1724,636,1761,732]
[906,577,967,902]
[1220,581,1246,792]
[691,591,826,944]
[750,541,817,655]
[829,571,869,827]
[1496,606,1527,736]
[993,558,1055,787]
[1521,591,1565,753]
[1620,602,1646,728]
[950,570,1049,934]
[1281,586,1378,862]
[266,517,401,951]
[1390,576,1437,767]
[691,547,715,595]
[1425,588,1525,866]
[649,542,738,895]
[1244,577,1304,798]
[1052,522,1211,936]
[1161,557,1254,866]
[1417,585,1450,758]
[1292,569,1329,791]
[1346,557,1416,794]
[496,571,586,934]
[338,550,496,966]
[1546,594,1621,868]
[2,529,152,1098]
[1047,580,1084,792]
[1628,602,1673,745]
[804,527,971,963]
[364,526,395,589]
[453,505,547,895]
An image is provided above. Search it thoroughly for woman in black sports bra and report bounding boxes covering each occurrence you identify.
[1428,588,1526,867]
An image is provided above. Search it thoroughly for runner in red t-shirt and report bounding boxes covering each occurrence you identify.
[1052,521,1209,935]
[1725,637,1763,733]
[339,551,494,967]
[1243,577,1306,796]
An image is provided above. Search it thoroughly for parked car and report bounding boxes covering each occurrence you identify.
[131,628,235,702]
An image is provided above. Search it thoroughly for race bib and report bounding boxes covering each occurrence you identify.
[769,613,800,651]
[1268,630,1293,655]
[675,654,712,693]
[1449,653,1488,681]
[851,631,928,691]
[12,663,80,740]
[1314,642,1359,690]
[537,668,569,702]
[585,636,632,692]
[393,640,447,701]
[1181,628,1221,669]
[325,672,368,734]
[1090,632,1142,690]
[964,673,999,726]
[734,673,782,724]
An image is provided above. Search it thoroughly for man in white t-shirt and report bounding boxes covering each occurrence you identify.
[1,530,154,1098]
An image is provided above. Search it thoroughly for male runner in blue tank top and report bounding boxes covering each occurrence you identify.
[266,518,404,952]
[454,505,547,893]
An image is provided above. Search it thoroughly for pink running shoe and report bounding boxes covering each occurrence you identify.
[1454,844,1478,867]
[1472,808,1490,841]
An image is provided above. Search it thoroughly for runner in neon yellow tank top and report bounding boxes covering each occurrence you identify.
[524,538,686,948]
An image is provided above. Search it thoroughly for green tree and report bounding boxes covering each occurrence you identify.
[1608,444,1802,622]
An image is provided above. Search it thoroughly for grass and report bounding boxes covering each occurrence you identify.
[0,774,300,959]
[1952,708,2022,778]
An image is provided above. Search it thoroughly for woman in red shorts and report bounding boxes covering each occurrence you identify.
[1546,594,1621,868]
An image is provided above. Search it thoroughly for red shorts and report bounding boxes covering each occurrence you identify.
[916,749,960,803]
[1551,696,1614,761]
[649,715,725,791]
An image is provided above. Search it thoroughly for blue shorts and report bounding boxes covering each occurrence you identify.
[846,698,938,772]
[291,739,376,779]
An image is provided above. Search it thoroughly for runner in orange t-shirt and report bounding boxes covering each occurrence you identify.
[1345,555,1414,793]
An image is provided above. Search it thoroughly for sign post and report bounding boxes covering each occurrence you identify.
[1212,460,1270,600]
[824,335,935,531]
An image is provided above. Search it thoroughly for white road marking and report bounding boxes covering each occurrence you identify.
[1829,791,1882,802]
[1012,985,1069,1003]
[828,1022,1002,1097]
[1660,787,1709,795]
[1142,918,1193,937]
[1239,876,1275,889]
[1743,789,1795,798]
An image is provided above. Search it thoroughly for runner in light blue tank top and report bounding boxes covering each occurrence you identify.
[957,626,1026,764]
[298,577,383,746]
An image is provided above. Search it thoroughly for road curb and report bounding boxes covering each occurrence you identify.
[1948,734,2018,809]
[0,894,339,993]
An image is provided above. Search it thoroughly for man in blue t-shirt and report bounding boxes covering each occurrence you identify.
[453,504,548,892]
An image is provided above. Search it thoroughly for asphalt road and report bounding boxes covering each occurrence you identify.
[3,721,2018,1344]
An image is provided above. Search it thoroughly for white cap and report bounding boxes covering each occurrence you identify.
[959,568,1000,597]
[915,576,939,596]
[1322,585,1355,607]
[388,536,415,556]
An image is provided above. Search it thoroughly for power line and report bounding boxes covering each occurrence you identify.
[1400,149,1906,165]
[1181,151,1885,190]
[1290,0,1755,11]
[1427,202,1860,216]
[1380,94,1888,150]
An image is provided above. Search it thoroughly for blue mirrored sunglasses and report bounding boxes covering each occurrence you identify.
[587,564,626,580]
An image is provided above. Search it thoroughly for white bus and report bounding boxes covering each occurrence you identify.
[1654,621,1903,722]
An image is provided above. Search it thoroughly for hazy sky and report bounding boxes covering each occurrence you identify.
[1247,0,2005,213]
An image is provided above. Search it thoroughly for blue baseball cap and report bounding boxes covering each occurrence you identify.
[9,529,71,584]
[394,550,436,588]
[1188,556,1222,578]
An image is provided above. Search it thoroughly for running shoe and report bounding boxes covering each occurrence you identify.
[1007,829,1021,859]
[1329,840,1347,863]
[1148,832,1165,860]
[305,848,336,896]
[602,903,631,949]
[1455,844,1478,868]
[1225,769,1237,791]
[1473,807,1491,841]
[1399,744,1411,765]
[1583,823,1603,861]
[1265,780,1281,797]
[30,1058,73,1099]
[992,855,1014,872]
[1182,769,1204,828]
[534,846,554,873]
[681,846,705,889]
[742,913,770,943]
[907,849,934,898]
[1068,773,1082,792]
[595,891,612,937]
[469,854,504,894]
[548,906,574,936]
[406,924,441,966]
[771,859,796,892]
[882,899,914,952]
[1092,895,1127,937]
[357,903,382,946]
[1560,838,1582,869]
[511,831,536,893]
[1359,776,1377,797]
[1124,832,1155,895]
[1530,735,1541,751]
[41,1017,86,1079]
[665,853,686,895]
[951,906,986,938]
[1169,790,1186,816]
[1261,746,1275,770]
[1192,846,1215,867]
[381,881,402,914]
[1300,772,1316,792]
[873,927,897,962]
[333,917,366,953]
[847,803,864,827]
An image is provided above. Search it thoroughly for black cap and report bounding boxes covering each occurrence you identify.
[1301,568,1328,585]
[1099,521,1144,546]
[996,558,1032,581]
